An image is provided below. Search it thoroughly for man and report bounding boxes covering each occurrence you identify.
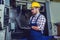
[29,1,46,40]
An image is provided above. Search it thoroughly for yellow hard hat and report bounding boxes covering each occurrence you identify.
[31,1,41,8]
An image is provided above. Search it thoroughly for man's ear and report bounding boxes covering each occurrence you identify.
[36,8,39,11]
[38,8,40,10]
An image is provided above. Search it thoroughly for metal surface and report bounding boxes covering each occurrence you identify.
[46,1,52,36]
[0,30,5,40]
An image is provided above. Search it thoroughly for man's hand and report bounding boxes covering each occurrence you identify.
[32,26,40,31]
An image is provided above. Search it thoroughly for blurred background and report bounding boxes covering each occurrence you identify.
[0,0,60,40]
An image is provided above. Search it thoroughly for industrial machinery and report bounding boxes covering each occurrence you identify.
[5,0,50,40]
[0,0,50,40]
[0,0,60,40]
[9,1,50,40]
[0,0,5,30]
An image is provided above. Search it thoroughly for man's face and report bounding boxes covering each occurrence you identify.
[31,8,37,15]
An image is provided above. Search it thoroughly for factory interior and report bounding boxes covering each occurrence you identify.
[0,0,60,40]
